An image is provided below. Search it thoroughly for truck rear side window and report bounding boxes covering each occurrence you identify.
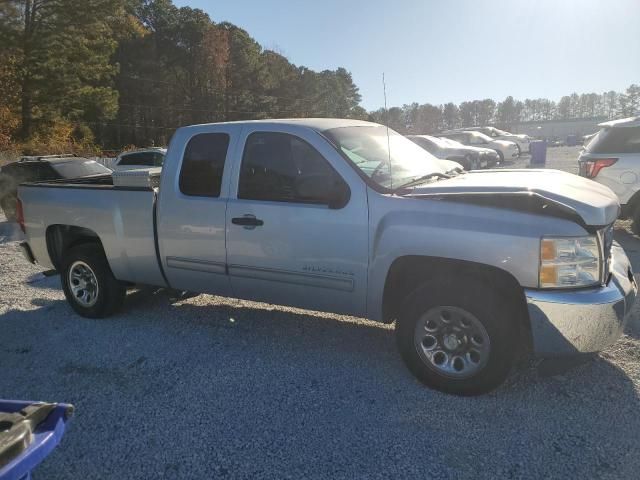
[179,133,230,197]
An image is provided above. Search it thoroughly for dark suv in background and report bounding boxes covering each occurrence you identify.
[0,155,111,220]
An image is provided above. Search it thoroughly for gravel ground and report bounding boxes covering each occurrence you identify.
[1,146,640,479]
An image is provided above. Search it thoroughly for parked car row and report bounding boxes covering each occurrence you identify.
[439,130,520,163]
[457,126,531,154]
[405,125,530,172]
[408,135,499,170]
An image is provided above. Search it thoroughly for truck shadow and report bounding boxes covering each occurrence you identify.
[2,294,640,478]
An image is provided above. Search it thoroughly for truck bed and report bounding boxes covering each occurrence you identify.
[18,175,166,287]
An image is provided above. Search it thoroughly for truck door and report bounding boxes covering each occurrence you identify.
[225,125,369,317]
[157,125,239,295]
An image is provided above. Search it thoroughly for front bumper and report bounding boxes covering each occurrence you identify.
[525,242,637,356]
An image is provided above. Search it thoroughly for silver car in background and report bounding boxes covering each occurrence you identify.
[440,130,520,163]
[408,135,498,170]
[112,148,167,171]
[463,126,531,154]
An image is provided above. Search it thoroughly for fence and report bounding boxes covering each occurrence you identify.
[90,157,117,170]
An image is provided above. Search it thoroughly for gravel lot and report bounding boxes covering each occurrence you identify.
[2,146,640,479]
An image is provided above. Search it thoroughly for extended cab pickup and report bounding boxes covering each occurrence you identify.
[17,119,637,395]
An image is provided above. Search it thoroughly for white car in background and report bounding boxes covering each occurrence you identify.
[464,127,531,154]
[440,130,519,163]
[578,116,640,232]
[113,148,167,171]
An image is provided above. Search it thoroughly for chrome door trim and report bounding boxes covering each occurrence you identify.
[228,264,354,292]
[166,256,227,275]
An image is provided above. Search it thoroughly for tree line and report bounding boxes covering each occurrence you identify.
[0,0,365,154]
[371,85,640,135]
[0,0,638,156]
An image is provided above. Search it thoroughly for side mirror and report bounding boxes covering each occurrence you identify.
[294,174,350,209]
[328,179,351,209]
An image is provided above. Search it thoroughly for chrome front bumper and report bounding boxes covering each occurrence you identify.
[525,242,637,356]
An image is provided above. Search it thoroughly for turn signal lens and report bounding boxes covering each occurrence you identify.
[539,265,558,285]
[540,239,556,261]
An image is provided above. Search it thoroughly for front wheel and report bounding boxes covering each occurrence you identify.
[61,243,125,318]
[396,280,517,396]
[495,150,504,164]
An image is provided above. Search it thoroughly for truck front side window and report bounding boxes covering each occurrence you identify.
[238,132,340,205]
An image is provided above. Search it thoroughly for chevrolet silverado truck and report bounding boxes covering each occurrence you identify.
[16,119,637,395]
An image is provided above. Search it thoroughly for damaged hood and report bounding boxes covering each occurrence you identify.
[407,169,620,227]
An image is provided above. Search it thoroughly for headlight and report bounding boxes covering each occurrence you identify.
[539,236,601,288]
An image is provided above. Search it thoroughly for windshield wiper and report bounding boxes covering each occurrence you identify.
[392,172,451,193]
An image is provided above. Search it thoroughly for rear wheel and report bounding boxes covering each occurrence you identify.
[61,243,125,318]
[495,150,504,163]
[396,280,518,396]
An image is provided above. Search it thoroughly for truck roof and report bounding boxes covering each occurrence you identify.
[178,118,377,133]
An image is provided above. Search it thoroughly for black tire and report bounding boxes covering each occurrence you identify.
[515,144,522,156]
[0,195,17,221]
[632,204,640,236]
[61,243,125,318]
[495,150,504,163]
[396,279,518,396]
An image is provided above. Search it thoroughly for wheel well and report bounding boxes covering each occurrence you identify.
[46,225,103,271]
[382,256,531,348]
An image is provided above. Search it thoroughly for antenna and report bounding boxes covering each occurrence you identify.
[383,73,393,189]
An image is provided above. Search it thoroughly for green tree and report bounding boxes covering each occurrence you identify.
[442,102,459,129]
[1,0,127,139]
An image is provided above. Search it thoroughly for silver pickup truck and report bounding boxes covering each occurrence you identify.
[16,119,637,395]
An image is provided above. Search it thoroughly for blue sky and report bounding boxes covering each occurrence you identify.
[174,0,640,110]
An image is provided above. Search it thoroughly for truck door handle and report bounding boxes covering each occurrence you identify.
[232,216,264,227]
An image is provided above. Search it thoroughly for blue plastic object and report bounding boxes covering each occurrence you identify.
[0,400,73,480]
[529,140,547,167]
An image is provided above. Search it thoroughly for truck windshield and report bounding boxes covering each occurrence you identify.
[323,126,445,190]
[52,160,111,178]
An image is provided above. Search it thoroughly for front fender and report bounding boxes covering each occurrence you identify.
[365,192,587,320]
